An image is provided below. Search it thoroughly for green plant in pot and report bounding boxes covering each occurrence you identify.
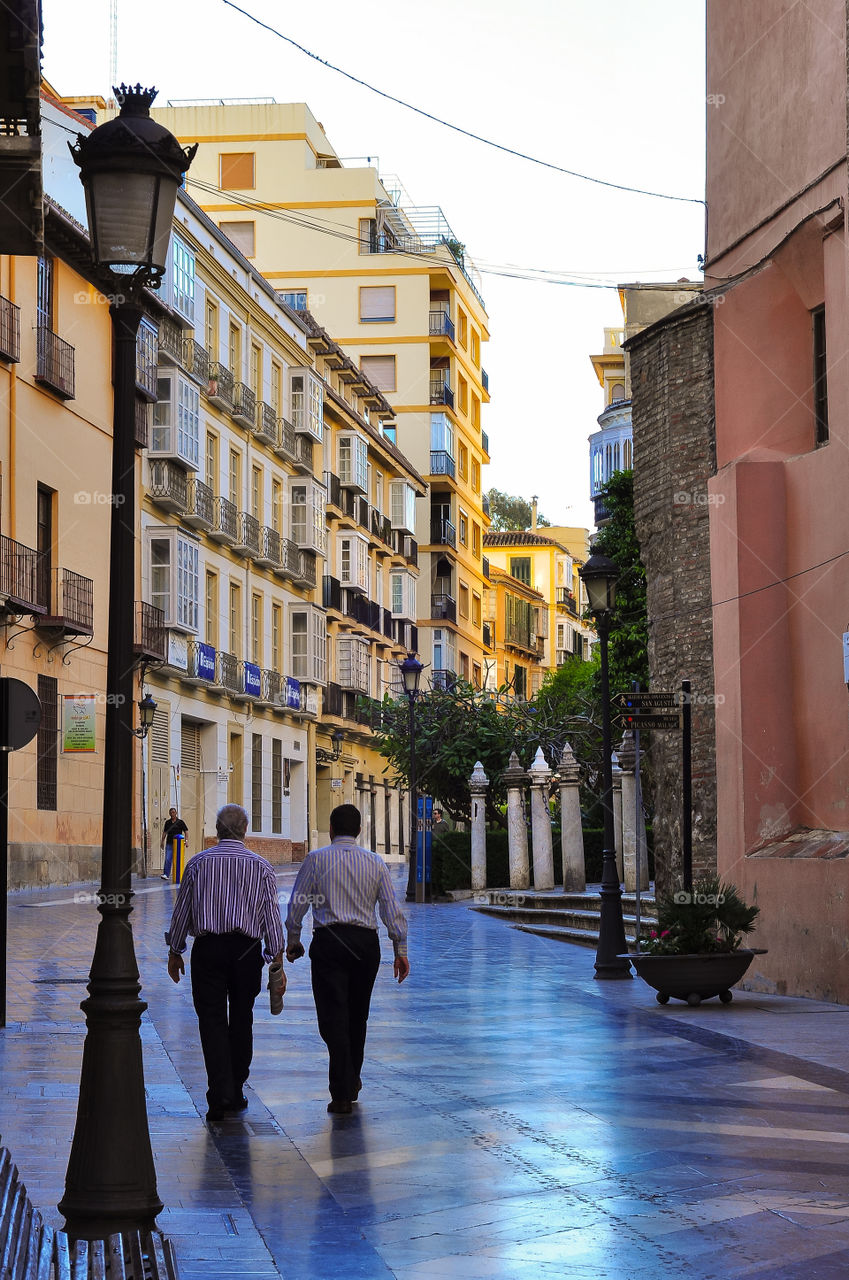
[628,874,763,1005]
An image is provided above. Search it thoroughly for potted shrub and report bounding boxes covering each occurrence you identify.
[623,874,763,1005]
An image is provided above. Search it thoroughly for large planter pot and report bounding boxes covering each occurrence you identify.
[620,949,764,1005]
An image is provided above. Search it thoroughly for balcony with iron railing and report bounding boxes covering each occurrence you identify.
[0,295,21,363]
[134,398,150,450]
[431,593,457,623]
[184,478,214,530]
[158,319,184,365]
[183,338,210,385]
[482,554,490,580]
[206,362,234,412]
[429,516,457,548]
[0,535,43,614]
[37,567,94,635]
[295,550,317,590]
[429,374,454,409]
[324,681,343,717]
[325,472,342,510]
[429,450,455,479]
[382,607,394,640]
[217,651,241,695]
[233,512,260,558]
[370,508,393,549]
[232,382,256,430]
[148,459,188,513]
[429,310,455,343]
[555,586,578,616]
[134,601,166,661]
[481,368,489,395]
[255,401,278,446]
[210,495,238,544]
[35,326,75,399]
[294,434,314,474]
[263,669,284,706]
[277,537,301,581]
[256,526,281,569]
[481,491,491,518]
[276,416,297,462]
[482,620,495,650]
[481,428,489,457]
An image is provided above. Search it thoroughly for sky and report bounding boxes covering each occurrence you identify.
[41,0,706,532]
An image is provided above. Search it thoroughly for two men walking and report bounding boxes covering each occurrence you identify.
[167,802,408,1121]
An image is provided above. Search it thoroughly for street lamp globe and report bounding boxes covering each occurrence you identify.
[399,652,423,697]
[69,84,197,286]
[136,691,157,735]
[579,548,620,615]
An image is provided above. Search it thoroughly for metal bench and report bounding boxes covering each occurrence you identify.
[1,1144,179,1280]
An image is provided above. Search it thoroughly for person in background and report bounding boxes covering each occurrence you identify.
[166,803,284,1123]
[432,808,450,836]
[285,803,409,1115]
[161,806,188,881]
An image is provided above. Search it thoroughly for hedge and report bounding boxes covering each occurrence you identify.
[431,826,654,894]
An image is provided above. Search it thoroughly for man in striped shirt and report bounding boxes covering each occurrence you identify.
[286,803,409,1115]
[166,803,284,1122]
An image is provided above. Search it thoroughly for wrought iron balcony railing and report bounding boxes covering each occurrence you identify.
[0,535,42,613]
[256,526,281,568]
[38,567,94,635]
[234,512,260,557]
[276,416,297,461]
[134,398,150,450]
[323,575,343,611]
[482,492,491,517]
[134,601,166,661]
[35,326,75,399]
[278,537,301,580]
[429,517,457,548]
[431,593,457,623]
[263,669,283,705]
[429,450,455,479]
[183,338,210,385]
[324,681,343,717]
[429,375,454,409]
[481,368,489,394]
[158,319,184,365]
[210,495,238,543]
[429,310,455,342]
[295,550,317,590]
[184,478,214,530]
[482,555,490,580]
[255,401,278,445]
[232,382,256,429]
[482,620,495,649]
[481,428,489,456]
[217,651,241,694]
[207,362,234,411]
[148,459,188,512]
[294,434,314,473]
[326,472,342,510]
[0,296,21,363]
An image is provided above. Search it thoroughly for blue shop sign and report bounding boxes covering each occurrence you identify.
[197,642,216,681]
[244,662,262,697]
[284,676,301,709]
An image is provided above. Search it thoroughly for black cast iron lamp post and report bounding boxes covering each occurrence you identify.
[59,86,195,1239]
[578,548,631,980]
[398,652,423,902]
[134,691,157,739]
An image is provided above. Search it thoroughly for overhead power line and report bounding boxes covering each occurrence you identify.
[218,0,705,207]
[186,177,695,290]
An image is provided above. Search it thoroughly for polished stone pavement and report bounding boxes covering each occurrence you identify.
[3,869,849,1278]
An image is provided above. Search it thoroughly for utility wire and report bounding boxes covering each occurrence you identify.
[218,0,705,207]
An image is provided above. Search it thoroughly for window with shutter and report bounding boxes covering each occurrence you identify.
[220,152,255,189]
[150,706,170,765]
[359,354,396,391]
[181,723,201,771]
[220,221,255,258]
[359,285,395,322]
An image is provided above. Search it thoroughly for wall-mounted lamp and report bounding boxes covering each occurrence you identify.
[132,692,157,740]
[315,727,344,765]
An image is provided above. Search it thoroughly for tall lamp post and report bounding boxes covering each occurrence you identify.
[398,652,423,902]
[579,549,631,980]
[59,86,196,1239]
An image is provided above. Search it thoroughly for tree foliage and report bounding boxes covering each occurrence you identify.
[485,489,551,532]
[591,470,648,696]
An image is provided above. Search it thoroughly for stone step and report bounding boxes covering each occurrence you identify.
[474,889,656,914]
[472,903,658,936]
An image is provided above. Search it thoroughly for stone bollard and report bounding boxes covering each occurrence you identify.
[469,760,489,892]
[611,749,624,882]
[527,747,554,890]
[502,751,530,891]
[617,731,648,891]
[558,742,585,892]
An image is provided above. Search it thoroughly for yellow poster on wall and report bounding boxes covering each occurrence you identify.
[62,694,97,753]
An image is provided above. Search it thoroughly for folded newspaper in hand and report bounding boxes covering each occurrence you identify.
[268,960,286,1015]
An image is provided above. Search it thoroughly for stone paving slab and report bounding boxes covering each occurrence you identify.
[5,870,849,1277]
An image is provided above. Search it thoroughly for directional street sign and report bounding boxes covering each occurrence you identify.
[627,713,682,730]
[616,692,678,709]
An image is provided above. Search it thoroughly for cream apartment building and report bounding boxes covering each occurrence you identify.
[148,100,492,690]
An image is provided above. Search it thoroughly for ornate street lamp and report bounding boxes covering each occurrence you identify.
[133,691,157,740]
[579,548,631,980]
[59,86,195,1240]
[398,653,423,901]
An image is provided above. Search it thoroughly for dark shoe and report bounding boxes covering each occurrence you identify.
[352,1077,362,1101]
[223,1095,248,1112]
[206,1106,226,1122]
[327,1099,353,1114]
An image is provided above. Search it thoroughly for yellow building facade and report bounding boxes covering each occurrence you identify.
[147,101,492,690]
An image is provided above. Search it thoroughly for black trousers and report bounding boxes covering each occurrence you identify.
[309,924,381,1102]
[190,932,263,1107]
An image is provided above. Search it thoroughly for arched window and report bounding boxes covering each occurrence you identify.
[611,382,625,402]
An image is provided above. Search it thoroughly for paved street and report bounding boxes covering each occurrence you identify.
[3,869,849,1279]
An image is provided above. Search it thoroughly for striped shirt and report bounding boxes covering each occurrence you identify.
[167,839,284,962]
[286,837,408,957]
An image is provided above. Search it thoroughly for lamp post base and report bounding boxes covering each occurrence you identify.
[594,849,632,980]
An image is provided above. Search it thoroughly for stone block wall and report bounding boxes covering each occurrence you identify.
[626,303,718,893]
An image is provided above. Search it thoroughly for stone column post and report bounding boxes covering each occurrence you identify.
[502,751,529,891]
[527,747,554,890]
[611,750,624,881]
[469,760,489,892]
[617,731,648,891]
[558,742,585,892]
